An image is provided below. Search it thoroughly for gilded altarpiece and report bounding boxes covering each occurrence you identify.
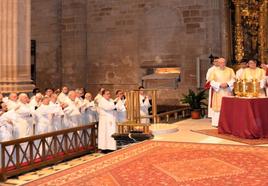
[231,0,268,63]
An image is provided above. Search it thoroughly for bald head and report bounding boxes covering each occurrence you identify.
[19,93,29,104]
[68,90,77,101]
[85,92,92,101]
[35,93,43,102]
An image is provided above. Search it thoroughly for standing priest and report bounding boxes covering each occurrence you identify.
[98,90,117,151]
[205,56,219,118]
[209,57,235,127]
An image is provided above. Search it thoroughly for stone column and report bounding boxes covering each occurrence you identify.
[0,0,34,93]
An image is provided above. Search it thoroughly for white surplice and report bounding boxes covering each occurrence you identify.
[81,99,98,125]
[0,110,17,167]
[49,102,64,131]
[57,92,69,104]
[235,68,245,80]
[98,97,117,150]
[6,100,19,111]
[14,103,34,138]
[0,111,16,141]
[29,98,40,112]
[34,104,53,134]
[63,98,81,128]
[115,98,127,123]
[140,95,151,124]
[206,65,217,118]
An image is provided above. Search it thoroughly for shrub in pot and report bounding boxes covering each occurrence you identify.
[181,89,207,119]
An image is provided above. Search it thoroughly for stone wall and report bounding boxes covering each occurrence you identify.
[31,0,62,90]
[31,0,227,103]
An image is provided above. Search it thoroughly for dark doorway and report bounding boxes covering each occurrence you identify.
[31,40,36,84]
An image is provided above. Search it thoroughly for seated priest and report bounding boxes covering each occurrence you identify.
[209,57,235,127]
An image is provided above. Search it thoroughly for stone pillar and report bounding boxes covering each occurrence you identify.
[0,0,34,93]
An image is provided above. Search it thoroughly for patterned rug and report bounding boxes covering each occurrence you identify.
[25,141,268,186]
[192,129,268,145]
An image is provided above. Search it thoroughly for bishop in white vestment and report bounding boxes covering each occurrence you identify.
[209,58,235,127]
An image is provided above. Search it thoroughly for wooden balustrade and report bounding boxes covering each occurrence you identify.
[0,123,97,181]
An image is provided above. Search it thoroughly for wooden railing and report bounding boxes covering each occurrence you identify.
[117,107,192,134]
[0,123,97,181]
[156,107,191,123]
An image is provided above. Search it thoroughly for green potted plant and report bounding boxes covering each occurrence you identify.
[181,89,207,119]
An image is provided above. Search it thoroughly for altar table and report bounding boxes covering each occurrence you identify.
[218,97,268,139]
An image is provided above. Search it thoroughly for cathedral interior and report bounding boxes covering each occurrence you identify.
[0,0,268,185]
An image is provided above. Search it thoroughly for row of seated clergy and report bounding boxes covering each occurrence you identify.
[0,92,97,142]
[0,89,152,144]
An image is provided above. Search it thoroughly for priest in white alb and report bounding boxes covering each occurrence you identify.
[242,59,266,97]
[15,93,34,138]
[98,90,117,151]
[34,96,53,134]
[81,93,98,125]
[209,57,235,127]
[139,86,151,124]
[235,59,248,80]
[114,90,127,123]
[63,91,81,128]
[49,94,65,131]
[205,57,218,118]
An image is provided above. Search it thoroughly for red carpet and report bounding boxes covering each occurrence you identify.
[25,141,268,186]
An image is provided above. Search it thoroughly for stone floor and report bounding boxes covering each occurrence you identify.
[1,118,267,185]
